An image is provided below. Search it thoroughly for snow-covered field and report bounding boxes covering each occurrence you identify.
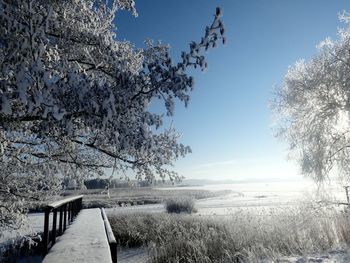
[108,180,347,216]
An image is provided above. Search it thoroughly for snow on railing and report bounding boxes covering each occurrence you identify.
[101,208,117,263]
[42,195,84,255]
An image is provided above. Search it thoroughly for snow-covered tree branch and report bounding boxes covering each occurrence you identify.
[272,11,350,183]
[0,0,225,232]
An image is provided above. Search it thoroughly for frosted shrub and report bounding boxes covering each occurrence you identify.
[165,197,197,214]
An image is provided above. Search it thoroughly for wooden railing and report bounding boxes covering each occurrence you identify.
[101,208,117,263]
[42,195,84,255]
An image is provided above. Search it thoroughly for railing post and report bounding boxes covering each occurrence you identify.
[73,200,76,217]
[79,197,82,211]
[70,202,74,223]
[71,201,74,218]
[59,206,63,235]
[63,203,67,231]
[110,243,117,263]
[42,208,50,255]
[52,209,57,245]
[68,202,71,223]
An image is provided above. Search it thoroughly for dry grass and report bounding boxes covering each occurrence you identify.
[108,203,350,262]
[68,188,231,209]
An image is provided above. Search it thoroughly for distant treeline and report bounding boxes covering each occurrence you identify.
[82,178,150,189]
[62,177,177,190]
[82,178,177,189]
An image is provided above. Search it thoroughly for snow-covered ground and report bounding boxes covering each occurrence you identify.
[117,247,148,263]
[116,248,350,263]
[0,212,46,247]
[107,180,350,263]
[279,250,350,262]
[108,180,348,216]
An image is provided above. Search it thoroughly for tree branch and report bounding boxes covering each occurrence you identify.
[70,139,145,165]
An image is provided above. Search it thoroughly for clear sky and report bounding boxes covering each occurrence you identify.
[115,0,350,181]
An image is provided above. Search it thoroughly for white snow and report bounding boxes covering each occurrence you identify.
[117,247,148,263]
[280,250,350,262]
[0,213,47,246]
[42,208,112,263]
[115,249,350,263]
[108,181,335,216]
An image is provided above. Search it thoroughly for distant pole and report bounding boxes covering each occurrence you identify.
[345,186,350,204]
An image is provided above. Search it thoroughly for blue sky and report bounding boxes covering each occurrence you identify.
[116,0,350,181]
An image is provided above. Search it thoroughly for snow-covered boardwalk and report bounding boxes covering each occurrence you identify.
[43,208,112,263]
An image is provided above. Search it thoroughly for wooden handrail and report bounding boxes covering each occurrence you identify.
[42,195,84,256]
[47,195,84,209]
[101,208,117,263]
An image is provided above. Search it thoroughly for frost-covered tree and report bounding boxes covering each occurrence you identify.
[0,0,225,232]
[272,11,350,183]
